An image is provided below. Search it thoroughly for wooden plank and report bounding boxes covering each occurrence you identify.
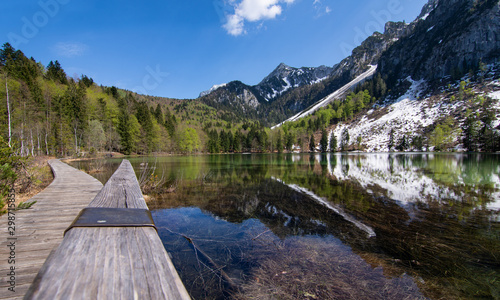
[88,160,148,209]
[25,160,191,300]
[0,159,103,300]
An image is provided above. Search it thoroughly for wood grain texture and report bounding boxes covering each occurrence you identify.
[0,159,103,300]
[25,160,191,300]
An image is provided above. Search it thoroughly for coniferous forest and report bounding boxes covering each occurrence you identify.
[0,43,274,157]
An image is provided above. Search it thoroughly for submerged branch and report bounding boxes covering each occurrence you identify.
[165,227,239,291]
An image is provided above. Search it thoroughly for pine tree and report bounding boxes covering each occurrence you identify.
[330,133,338,152]
[320,129,328,153]
[388,128,395,151]
[207,129,219,153]
[356,136,362,150]
[341,129,350,151]
[277,130,283,153]
[396,135,408,151]
[233,131,242,153]
[46,60,67,84]
[118,109,133,155]
[0,43,15,66]
[154,103,164,125]
[164,108,176,138]
[309,134,316,152]
[285,131,294,151]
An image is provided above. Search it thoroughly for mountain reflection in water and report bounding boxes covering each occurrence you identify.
[70,153,500,300]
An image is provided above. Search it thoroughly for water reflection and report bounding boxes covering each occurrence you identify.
[70,153,500,299]
[325,153,500,210]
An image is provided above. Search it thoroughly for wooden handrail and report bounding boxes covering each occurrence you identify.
[25,160,191,300]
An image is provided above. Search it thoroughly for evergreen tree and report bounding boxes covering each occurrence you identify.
[117,109,133,155]
[341,129,350,151]
[46,60,67,84]
[411,135,424,151]
[320,129,328,153]
[330,133,338,152]
[276,130,283,153]
[0,43,15,66]
[285,131,294,151]
[220,130,230,152]
[309,135,316,152]
[479,106,497,151]
[207,129,220,153]
[154,103,164,125]
[135,102,158,153]
[388,128,395,151]
[356,136,363,150]
[233,131,242,153]
[396,135,409,151]
[79,75,94,88]
[164,108,176,138]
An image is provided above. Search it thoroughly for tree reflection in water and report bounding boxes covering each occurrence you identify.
[70,154,500,299]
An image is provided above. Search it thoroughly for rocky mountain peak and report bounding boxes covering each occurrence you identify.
[379,0,500,82]
[384,21,412,38]
[417,0,440,20]
[256,63,335,101]
[264,63,295,82]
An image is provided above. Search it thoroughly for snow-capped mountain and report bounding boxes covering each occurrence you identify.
[199,83,227,97]
[199,63,334,102]
[254,63,334,101]
[198,81,267,120]
[199,0,500,133]
[199,18,416,126]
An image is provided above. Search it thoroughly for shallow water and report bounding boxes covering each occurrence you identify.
[70,153,500,299]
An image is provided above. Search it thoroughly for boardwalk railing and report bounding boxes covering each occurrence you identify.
[25,160,190,300]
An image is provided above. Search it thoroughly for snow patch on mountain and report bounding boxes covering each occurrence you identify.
[257,63,335,102]
[273,65,377,129]
[420,13,431,20]
[199,83,228,97]
[489,90,500,100]
[332,78,465,152]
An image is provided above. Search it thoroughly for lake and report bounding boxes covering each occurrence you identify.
[69,153,500,299]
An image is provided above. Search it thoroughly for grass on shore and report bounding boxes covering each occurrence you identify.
[0,156,54,214]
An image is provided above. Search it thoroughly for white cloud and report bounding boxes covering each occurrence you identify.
[313,0,331,18]
[223,14,245,36]
[52,42,89,58]
[223,0,295,36]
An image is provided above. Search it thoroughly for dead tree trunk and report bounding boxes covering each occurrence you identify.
[5,74,12,147]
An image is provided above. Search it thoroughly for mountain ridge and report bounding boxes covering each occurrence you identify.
[200,0,499,131]
[199,19,415,126]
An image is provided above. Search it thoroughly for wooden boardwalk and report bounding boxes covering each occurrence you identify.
[24,160,190,299]
[0,159,103,300]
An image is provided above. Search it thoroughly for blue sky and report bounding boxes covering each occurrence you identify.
[1,0,428,99]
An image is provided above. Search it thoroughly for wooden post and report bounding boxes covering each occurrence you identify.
[25,160,191,300]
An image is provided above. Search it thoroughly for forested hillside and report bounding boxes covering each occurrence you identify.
[0,43,274,157]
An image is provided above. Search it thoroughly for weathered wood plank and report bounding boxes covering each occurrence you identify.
[88,160,147,209]
[25,160,191,300]
[0,159,103,300]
